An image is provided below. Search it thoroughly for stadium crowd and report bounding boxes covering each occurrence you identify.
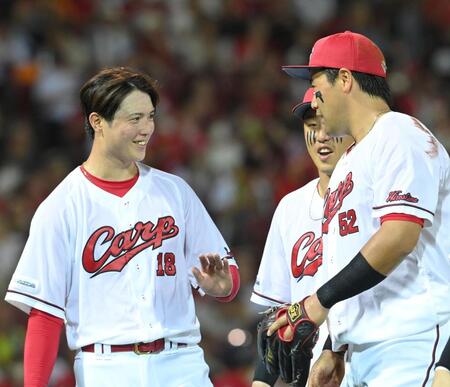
[0,0,448,385]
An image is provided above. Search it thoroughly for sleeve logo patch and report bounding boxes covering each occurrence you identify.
[386,190,419,203]
[14,277,39,293]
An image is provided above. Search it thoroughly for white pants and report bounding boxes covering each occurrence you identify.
[74,344,212,387]
[343,320,450,387]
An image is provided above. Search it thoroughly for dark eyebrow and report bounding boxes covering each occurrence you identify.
[128,109,156,117]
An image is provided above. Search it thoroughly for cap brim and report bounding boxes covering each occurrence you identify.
[292,102,312,118]
[282,65,314,80]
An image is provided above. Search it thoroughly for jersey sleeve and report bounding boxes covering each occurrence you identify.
[180,180,237,290]
[251,202,291,307]
[371,119,440,227]
[5,201,71,320]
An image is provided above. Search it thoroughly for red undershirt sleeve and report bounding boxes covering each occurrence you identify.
[24,308,64,387]
[215,265,240,303]
[380,213,424,227]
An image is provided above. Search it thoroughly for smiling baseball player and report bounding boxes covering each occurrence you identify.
[268,31,450,387]
[251,88,353,386]
[5,67,240,387]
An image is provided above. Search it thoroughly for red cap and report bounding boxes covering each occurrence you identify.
[282,31,387,79]
[292,88,314,119]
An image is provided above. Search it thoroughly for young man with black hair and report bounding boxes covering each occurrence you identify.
[5,67,240,387]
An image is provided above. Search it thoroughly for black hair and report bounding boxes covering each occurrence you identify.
[79,67,159,139]
[302,107,316,121]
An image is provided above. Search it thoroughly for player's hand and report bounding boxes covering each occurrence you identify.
[267,294,328,339]
[192,253,232,297]
[307,350,345,387]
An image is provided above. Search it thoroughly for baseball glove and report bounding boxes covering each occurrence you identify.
[257,298,319,386]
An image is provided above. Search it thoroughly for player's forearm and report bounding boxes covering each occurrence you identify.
[360,220,421,275]
[24,309,63,387]
[313,219,422,313]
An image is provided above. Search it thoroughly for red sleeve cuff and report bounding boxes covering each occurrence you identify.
[215,265,240,303]
[380,213,424,227]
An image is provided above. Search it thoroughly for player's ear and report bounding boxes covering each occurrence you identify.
[88,112,105,136]
[338,68,353,94]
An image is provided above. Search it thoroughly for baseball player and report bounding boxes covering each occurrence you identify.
[251,88,353,386]
[267,31,450,386]
[5,67,240,387]
[432,337,450,386]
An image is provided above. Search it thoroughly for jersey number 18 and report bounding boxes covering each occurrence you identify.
[156,252,177,276]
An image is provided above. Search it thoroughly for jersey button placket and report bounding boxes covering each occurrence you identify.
[123,205,150,333]
[127,197,157,334]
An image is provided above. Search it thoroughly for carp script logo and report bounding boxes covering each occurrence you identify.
[82,216,179,277]
[291,232,322,281]
[322,172,354,234]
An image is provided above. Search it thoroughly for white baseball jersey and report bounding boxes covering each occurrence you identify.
[251,178,328,360]
[322,112,450,351]
[5,162,236,350]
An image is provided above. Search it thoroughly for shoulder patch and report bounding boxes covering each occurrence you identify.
[13,276,39,294]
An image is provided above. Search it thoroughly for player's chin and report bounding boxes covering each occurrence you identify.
[317,162,335,176]
[131,148,147,162]
[136,153,146,162]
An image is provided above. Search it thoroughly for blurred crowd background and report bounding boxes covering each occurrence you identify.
[0,0,449,386]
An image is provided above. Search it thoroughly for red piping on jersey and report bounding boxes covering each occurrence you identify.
[215,265,240,303]
[80,165,139,197]
[380,213,424,227]
[25,309,64,387]
[251,290,286,305]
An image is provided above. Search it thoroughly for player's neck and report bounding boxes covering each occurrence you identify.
[317,172,330,198]
[349,98,390,143]
[83,152,138,181]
